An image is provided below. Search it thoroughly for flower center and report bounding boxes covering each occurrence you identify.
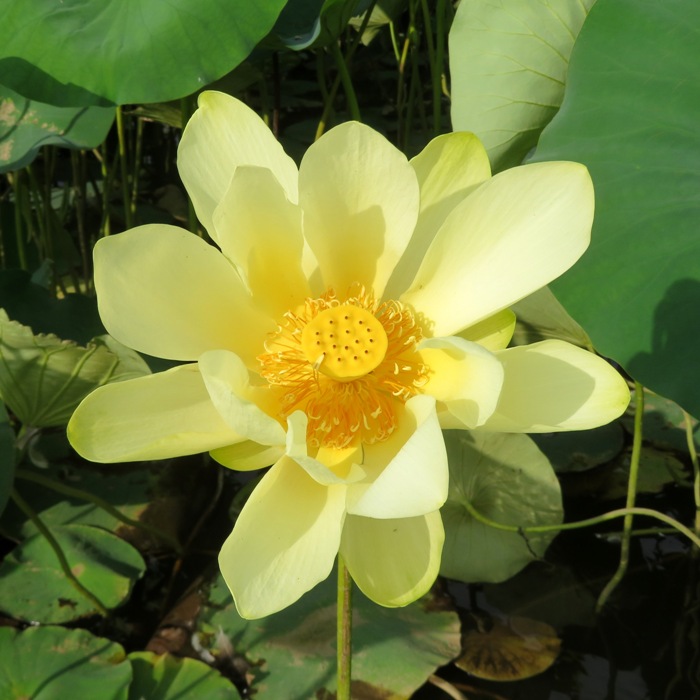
[258,285,428,449]
[300,306,388,381]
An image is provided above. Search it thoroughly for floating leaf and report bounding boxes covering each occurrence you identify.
[456,615,561,681]
[440,431,562,583]
[0,0,287,106]
[532,0,700,417]
[0,309,150,427]
[0,83,114,173]
[0,626,131,699]
[0,523,145,623]
[202,571,460,699]
[530,422,625,474]
[449,0,595,171]
[127,652,240,700]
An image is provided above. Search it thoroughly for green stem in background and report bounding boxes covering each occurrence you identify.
[683,409,700,541]
[330,39,361,122]
[336,554,353,700]
[419,0,441,137]
[315,0,377,140]
[596,381,644,612]
[11,170,28,270]
[115,105,134,230]
[179,95,199,235]
[14,469,183,556]
[70,149,90,284]
[130,116,145,219]
[11,487,109,616]
[461,499,700,550]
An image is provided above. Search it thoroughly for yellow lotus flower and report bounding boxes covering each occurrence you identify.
[68,91,629,619]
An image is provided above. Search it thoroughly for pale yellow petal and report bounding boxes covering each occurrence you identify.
[478,340,630,432]
[178,91,299,237]
[401,161,594,337]
[341,510,444,607]
[68,364,242,462]
[298,121,419,297]
[284,411,365,485]
[94,225,274,364]
[198,350,286,446]
[419,336,504,429]
[346,395,448,519]
[219,455,346,619]
[386,132,491,297]
[458,309,516,352]
[210,440,283,471]
[212,166,311,319]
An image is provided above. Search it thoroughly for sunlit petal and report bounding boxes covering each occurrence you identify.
[199,350,286,446]
[478,340,630,432]
[402,161,594,336]
[419,336,504,429]
[219,456,346,619]
[387,132,491,297]
[341,510,444,607]
[178,91,299,236]
[347,395,448,518]
[212,166,311,319]
[68,364,242,462]
[458,309,516,352]
[94,225,274,363]
[299,121,419,297]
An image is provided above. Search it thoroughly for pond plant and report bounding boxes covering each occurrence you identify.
[1,1,699,699]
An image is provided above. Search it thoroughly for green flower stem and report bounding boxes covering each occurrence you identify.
[15,468,183,556]
[10,487,110,616]
[337,553,353,700]
[115,105,134,230]
[315,0,377,140]
[419,0,441,136]
[596,381,644,612]
[11,170,28,270]
[130,116,145,219]
[330,40,361,122]
[683,410,700,542]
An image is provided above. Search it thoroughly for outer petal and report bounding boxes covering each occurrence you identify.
[418,336,504,429]
[478,340,630,432]
[212,166,311,319]
[341,510,444,607]
[94,225,274,364]
[198,350,286,446]
[68,364,242,462]
[210,440,283,471]
[401,161,594,337]
[386,132,491,298]
[178,91,299,237]
[219,456,346,619]
[458,309,516,352]
[298,121,419,298]
[346,395,448,519]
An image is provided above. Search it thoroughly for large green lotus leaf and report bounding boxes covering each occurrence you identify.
[0,84,114,173]
[0,403,15,518]
[449,0,595,172]
[0,0,287,107]
[0,310,150,427]
[532,0,700,417]
[440,431,562,583]
[0,523,145,623]
[127,652,240,700]
[202,572,460,699]
[0,626,131,700]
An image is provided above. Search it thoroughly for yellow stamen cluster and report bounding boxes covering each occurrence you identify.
[258,285,428,448]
